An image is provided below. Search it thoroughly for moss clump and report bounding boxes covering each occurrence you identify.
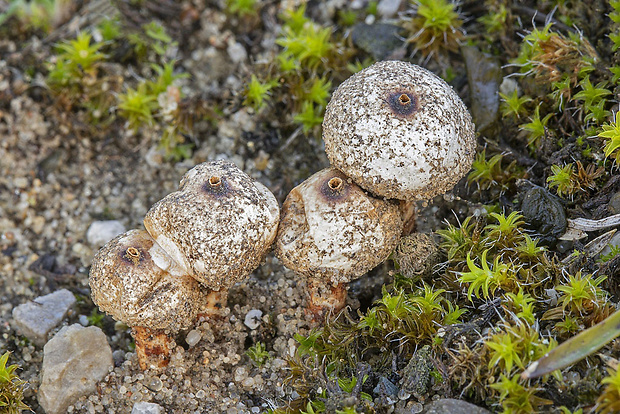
[241,4,361,141]
[0,352,30,414]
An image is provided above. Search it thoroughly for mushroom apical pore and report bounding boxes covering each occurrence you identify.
[322,60,476,201]
[143,160,280,290]
[275,168,402,317]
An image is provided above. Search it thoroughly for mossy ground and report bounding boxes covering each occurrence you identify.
[1,0,620,413]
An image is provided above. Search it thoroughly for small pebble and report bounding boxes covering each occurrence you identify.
[78,315,89,326]
[227,41,247,63]
[377,0,402,17]
[186,329,202,347]
[145,377,163,392]
[38,325,113,414]
[12,289,77,346]
[131,402,164,414]
[234,367,246,382]
[244,309,263,330]
[86,220,126,247]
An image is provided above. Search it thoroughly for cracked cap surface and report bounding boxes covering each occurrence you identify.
[89,229,206,330]
[143,160,280,290]
[275,167,402,284]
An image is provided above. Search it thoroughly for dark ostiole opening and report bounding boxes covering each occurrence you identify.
[126,247,140,258]
[320,174,349,202]
[328,177,343,191]
[387,90,418,118]
[208,175,221,187]
[202,174,230,197]
[123,246,143,265]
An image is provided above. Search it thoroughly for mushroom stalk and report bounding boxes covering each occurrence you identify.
[305,278,348,319]
[399,200,417,235]
[198,289,229,318]
[133,326,176,370]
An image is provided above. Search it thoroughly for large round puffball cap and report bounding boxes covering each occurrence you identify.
[143,160,280,290]
[89,229,207,331]
[323,60,476,201]
[275,167,402,285]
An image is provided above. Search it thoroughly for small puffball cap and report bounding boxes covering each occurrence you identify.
[143,160,280,290]
[89,229,206,331]
[275,168,402,285]
[323,60,476,201]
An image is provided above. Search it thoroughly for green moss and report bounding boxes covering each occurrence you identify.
[402,0,463,57]
[226,0,259,17]
[244,75,278,111]
[547,164,577,198]
[519,105,553,150]
[598,112,620,163]
[246,341,271,368]
[241,4,361,141]
[499,89,532,119]
[0,352,30,414]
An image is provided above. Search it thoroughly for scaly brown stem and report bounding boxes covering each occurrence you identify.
[399,200,416,236]
[132,326,175,370]
[306,278,347,322]
[197,289,229,319]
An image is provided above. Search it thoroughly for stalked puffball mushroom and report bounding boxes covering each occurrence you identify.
[89,229,208,370]
[90,160,280,370]
[275,167,402,318]
[322,60,476,201]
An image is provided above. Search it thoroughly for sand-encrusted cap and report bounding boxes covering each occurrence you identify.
[275,167,402,285]
[143,160,280,290]
[322,60,476,201]
[89,229,205,331]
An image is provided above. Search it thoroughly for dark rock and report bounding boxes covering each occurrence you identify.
[521,186,567,240]
[462,46,501,134]
[399,345,433,400]
[373,376,399,405]
[351,23,406,61]
[609,191,620,214]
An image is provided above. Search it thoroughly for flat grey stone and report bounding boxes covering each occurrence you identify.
[132,402,164,414]
[86,220,126,247]
[38,324,113,414]
[422,399,492,414]
[244,309,263,330]
[12,289,76,346]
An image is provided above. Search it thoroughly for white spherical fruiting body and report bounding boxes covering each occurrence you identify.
[143,160,280,290]
[323,60,476,201]
[275,168,402,316]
